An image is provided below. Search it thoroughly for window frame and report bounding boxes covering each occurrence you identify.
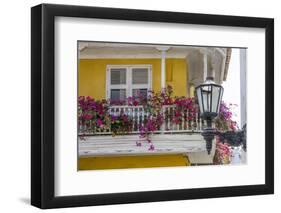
[106,64,152,100]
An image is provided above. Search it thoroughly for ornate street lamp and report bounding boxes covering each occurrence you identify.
[195,76,224,154]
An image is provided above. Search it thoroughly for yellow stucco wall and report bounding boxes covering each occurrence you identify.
[79,155,190,170]
[78,58,188,99]
[78,58,189,170]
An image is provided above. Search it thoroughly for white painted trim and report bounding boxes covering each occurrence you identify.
[79,134,208,157]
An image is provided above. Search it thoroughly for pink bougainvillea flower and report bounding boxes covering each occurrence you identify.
[96,118,103,127]
[111,115,117,121]
[83,113,93,120]
[136,141,142,146]
[148,144,155,151]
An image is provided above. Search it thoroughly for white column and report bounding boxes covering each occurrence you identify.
[203,51,208,81]
[156,47,170,89]
[240,49,247,128]
[161,50,166,88]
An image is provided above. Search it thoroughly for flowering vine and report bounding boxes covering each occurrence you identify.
[78,86,238,154]
[78,86,197,150]
[215,101,238,131]
[213,136,231,164]
[213,102,240,164]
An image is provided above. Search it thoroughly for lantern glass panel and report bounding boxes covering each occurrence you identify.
[196,87,203,114]
[202,85,211,112]
[211,86,220,113]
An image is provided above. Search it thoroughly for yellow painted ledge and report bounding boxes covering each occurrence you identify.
[79,154,190,170]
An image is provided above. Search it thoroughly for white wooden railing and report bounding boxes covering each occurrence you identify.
[78,105,215,162]
[79,105,205,135]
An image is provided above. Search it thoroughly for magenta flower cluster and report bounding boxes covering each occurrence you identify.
[173,97,197,124]
[214,136,231,164]
[216,101,238,131]
[219,101,233,120]
[78,96,109,129]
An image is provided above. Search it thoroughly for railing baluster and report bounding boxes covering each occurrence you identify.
[138,107,141,131]
[186,110,189,130]
[90,120,93,133]
[164,107,166,131]
[194,111,197,130]
[176,108,179,130]
[108,108,111,133]
[161,106,166,133]
[132,107,136,131]
[171,107,175,130]
[167,106,170,130]
[181,110,184,130]
[136,107,140,131]
[195,110,198,130]
[171,106,173,130]
[141,107,144,130]
[193,110,196,131]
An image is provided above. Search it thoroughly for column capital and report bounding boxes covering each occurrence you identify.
[156,46,170,52]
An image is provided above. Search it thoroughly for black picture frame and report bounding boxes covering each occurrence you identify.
[31,3,274,209]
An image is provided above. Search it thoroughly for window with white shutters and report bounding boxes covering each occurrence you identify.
[106,65,152,102]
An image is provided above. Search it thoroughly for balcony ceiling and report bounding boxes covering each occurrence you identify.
[79,42,231,84]
[79,42,210,59]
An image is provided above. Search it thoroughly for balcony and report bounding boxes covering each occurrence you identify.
[78,104,212,160]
